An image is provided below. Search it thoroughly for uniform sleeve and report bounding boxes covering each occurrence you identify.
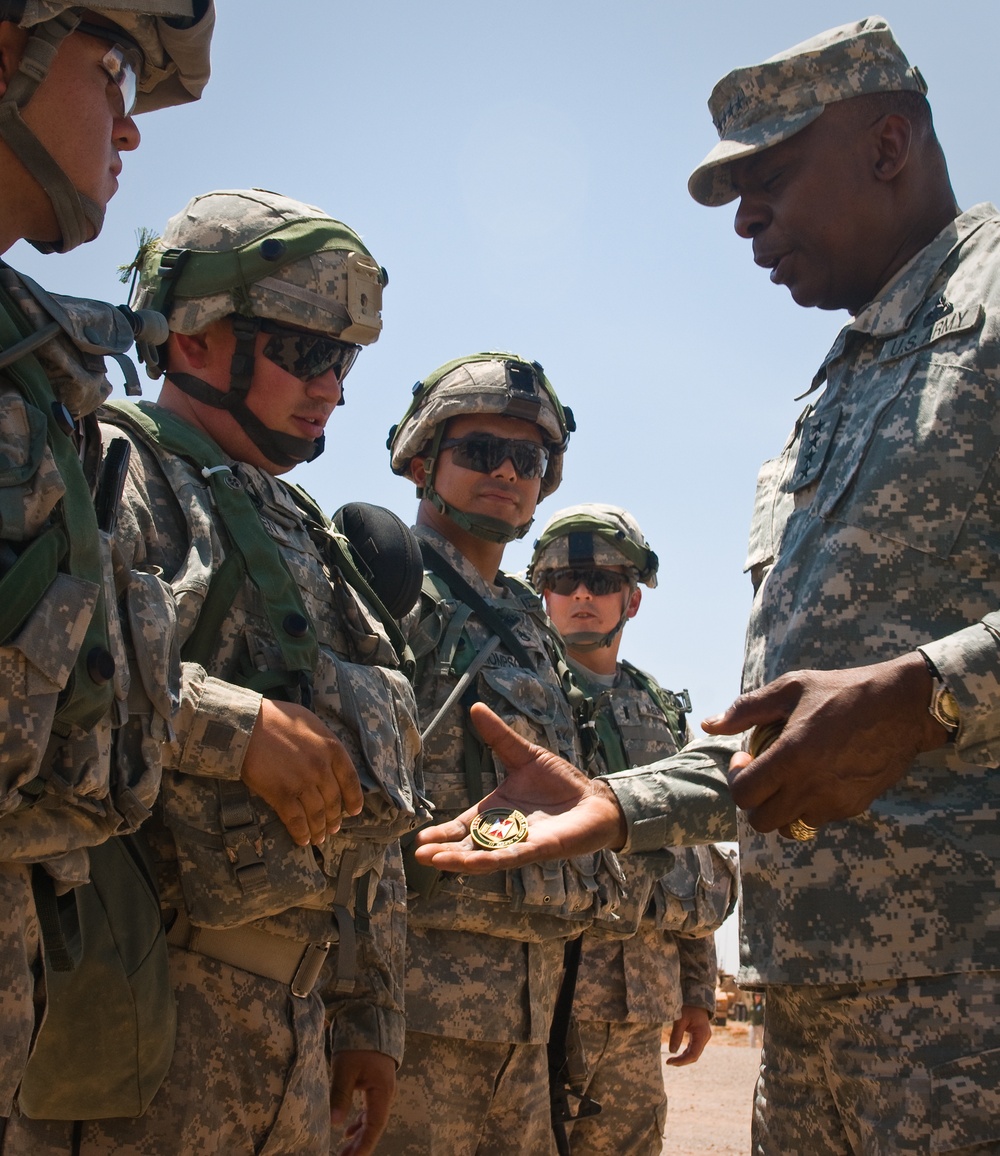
[166,664,261,780]
[919,613,1000,766]
[326,840,407,1064]
[676,933,718,1014]
[603,735,739,854]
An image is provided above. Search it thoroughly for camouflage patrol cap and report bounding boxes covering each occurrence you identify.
[528,503,659,589]
[688,16,927,207]
[388,352,574,500]
[130,188,385,354]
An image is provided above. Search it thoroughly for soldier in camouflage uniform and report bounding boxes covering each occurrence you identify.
[529,504,736,1156]
[379,355,624,1156]
[414,16,1000,1155]
[5,189,424,1156]
[0,0,212,1120]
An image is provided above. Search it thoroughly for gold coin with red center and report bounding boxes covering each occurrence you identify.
[470,808,529,850]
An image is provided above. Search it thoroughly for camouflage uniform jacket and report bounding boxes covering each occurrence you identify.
[572,662,722,1024]
[104,402,423,1061]
[403,526,624,1044]
[0,267,173,881]
[610,203,1000,987]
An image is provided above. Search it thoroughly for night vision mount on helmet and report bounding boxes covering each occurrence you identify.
[127,188,387,469]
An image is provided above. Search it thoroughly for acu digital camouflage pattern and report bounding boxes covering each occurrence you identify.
[567,663,728,1156]
[8,943,333,1155]
[613,205,1000,993]
[381,527,623,1155]
[14,1,215,114]
[688,16,927,206]
[383,1031,557,1156]
[0,274,177,1114]
[529,502,659,588]
[6,407,423,1153]
[131,189,383,347]
[754,973,1000,1153]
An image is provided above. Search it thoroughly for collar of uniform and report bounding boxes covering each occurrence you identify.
[853,202,998,338]
[413,523,503,598]
[803,203,999,397]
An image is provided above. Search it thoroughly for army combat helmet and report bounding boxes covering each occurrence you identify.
[528,503,658,649]
[128,187,386,468]
[0,1,216,252]
[388,352,575,543]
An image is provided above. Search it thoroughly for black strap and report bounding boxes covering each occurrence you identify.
[420,542,534,670]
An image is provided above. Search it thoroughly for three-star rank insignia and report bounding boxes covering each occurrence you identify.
[470,808,529,850]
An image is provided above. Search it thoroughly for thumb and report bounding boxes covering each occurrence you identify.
[469,703,537,766]
[701,685,786,737]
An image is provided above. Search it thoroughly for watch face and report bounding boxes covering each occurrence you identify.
[932,684,960,731]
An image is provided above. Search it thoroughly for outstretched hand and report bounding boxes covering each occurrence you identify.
[413,703,627,874]
[701,652,950,835]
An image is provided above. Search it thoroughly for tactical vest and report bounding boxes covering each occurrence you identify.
[405,545,624,941]
[102,401,424,988]
[582,665,736,941]
[0,273,142,839]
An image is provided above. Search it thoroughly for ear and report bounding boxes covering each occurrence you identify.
[0,23,27,100]
[170,329,213,371]
[872,112,912,183]
[625,586,642,620]
[410,455,428,488]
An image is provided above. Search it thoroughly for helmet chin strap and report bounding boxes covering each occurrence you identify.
[0,12,106,254]
[166,316,324,469]
[562,582,636,651]
[420,426,533,543]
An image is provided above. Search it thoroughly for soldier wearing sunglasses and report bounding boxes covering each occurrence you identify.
[529,505,736,1156]
[10,189,422,1156]
[0,0,213,1127]
[382,355,626,1155]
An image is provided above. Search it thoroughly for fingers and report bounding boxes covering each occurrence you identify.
[701,683,790,737]
[242,700,363,846]
[329,1050,395,1156]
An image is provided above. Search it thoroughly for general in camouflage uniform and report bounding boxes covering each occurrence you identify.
[380,355,624,1156]
[414,17,1000,1156]
[529,505,736,1156]
[5,190,424,1156]
[0,0,212,1119]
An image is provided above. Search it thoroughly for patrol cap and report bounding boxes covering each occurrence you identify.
[688,16,927,207]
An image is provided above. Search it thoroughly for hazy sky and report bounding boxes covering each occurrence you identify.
[11,1,999,969]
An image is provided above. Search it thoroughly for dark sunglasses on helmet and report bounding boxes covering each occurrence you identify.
[258,319,361,385]
[439,433,549,480]
[76,21,142,118]
[543,567,630,597]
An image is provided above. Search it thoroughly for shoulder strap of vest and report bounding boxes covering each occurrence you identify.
[420,541,535,670]
[0,282,113,735]
[104,400,318,697]
[283,483,413,677]
[620,659,690,748]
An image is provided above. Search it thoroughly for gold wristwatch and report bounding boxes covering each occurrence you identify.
[921,653,960,738]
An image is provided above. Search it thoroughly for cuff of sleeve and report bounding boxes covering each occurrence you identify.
[177,674,261,779]
[328,1003,405,1067]
[604,742,738,855]
[919,615,1000,764]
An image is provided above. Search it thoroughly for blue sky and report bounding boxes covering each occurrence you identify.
[11,1,999,970]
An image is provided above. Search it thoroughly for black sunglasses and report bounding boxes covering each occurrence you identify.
[543,567,630,596]
[258,319,361,385]
[439,433,549,480]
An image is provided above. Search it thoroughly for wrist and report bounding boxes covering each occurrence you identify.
[916,650,959,745]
